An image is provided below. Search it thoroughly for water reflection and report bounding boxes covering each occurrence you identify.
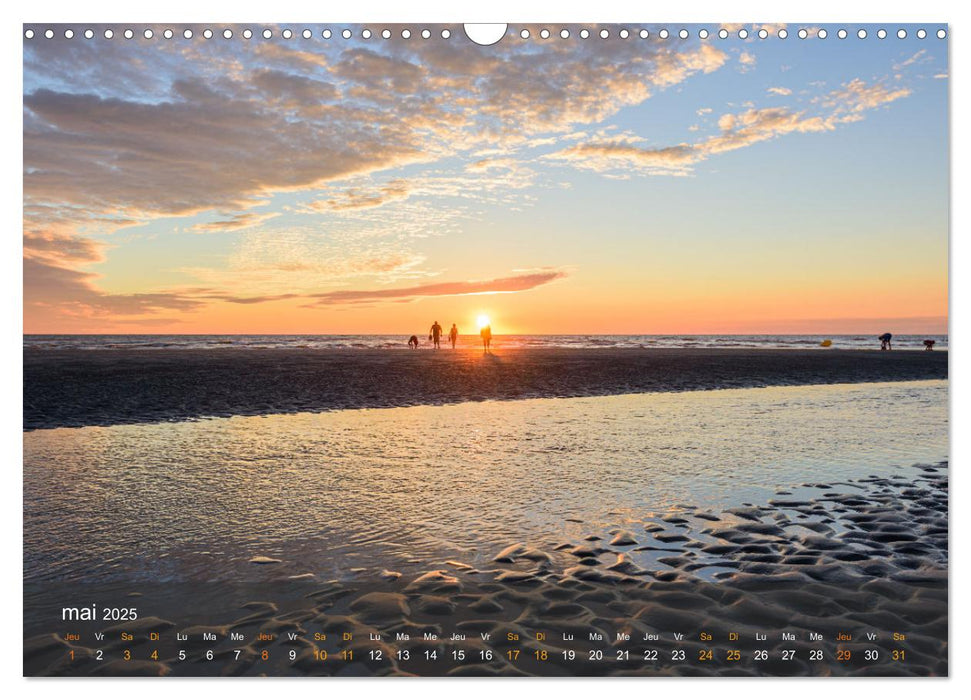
[24,380,947,583]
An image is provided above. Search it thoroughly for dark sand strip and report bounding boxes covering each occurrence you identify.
[24,347,946,430]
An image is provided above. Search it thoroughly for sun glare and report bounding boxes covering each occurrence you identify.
[476,314,491,330]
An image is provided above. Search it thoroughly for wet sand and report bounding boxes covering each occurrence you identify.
[23,347,947,430]
[24,463,947,677]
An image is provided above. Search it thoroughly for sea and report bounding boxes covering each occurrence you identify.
[23,333,949,351]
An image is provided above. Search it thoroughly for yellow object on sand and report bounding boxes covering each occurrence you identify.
[820,339,833,347]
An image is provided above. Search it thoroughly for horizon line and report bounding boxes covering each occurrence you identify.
[23,331,950,337]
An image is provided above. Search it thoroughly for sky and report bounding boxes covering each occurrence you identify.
[23,23,949,335]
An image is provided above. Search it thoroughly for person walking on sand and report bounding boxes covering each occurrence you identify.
[879,332,893,350]
[449,323,459,349]
[480,324,492,353]
[429,321,443,349]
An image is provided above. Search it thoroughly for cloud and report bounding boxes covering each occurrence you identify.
[24,230,106,265]
[24,27,728,206]
[199,292,302,305]
[304,161,538,221]
[820,78,911,115]
[547,78,912,176]
[191,211,280,233]
[24,83,428,218]
[309,179,412,212]
[180,224,436,296]
[720,23,787,39]
[705,107,835,155]
[249,69,340,108]
[144,266,570,313]
[24,258,205,320]
[551,107,835,175]
[738,51,757,71]
[648,44,727,89]
[305,269,568,306]
[466,157,520,173]
[767,87,792,96]
[894,50,930,71]
[252,42,330,71]
[23,29,732,328]
[330,48,425,94]
[547,137,697,175]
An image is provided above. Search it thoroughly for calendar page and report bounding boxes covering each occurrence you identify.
[22,22,948,678]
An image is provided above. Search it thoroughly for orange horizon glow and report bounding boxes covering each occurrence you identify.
[22,268,948,336]
[22,298,948,337]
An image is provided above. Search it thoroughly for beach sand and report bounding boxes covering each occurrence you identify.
[24,463,947,677]
[23,347,947,430]
[23,346,948,676]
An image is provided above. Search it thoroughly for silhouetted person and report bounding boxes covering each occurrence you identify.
[924,339,936,351]
[429,321,443,349]
[408,335,419,349]
[480,324,492,352]
[879,332,893,350]
[449,323,459,349]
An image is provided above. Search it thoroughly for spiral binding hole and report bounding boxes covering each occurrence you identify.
[21,24,950,45]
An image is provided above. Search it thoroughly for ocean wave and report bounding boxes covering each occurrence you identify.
[24,334,949,352]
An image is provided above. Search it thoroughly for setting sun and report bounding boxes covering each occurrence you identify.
[476,314,491,330]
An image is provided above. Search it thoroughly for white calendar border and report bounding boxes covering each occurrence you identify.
[2,0,964,696]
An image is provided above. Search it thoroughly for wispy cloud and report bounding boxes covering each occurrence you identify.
[197,292,302,305]
[308,179,411,212]
[305,269,569,306]
[737,51,757,72]
[894,49,930,71]
[819,78,911,115]
[546,77,912,176]
[191,211,280,233]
